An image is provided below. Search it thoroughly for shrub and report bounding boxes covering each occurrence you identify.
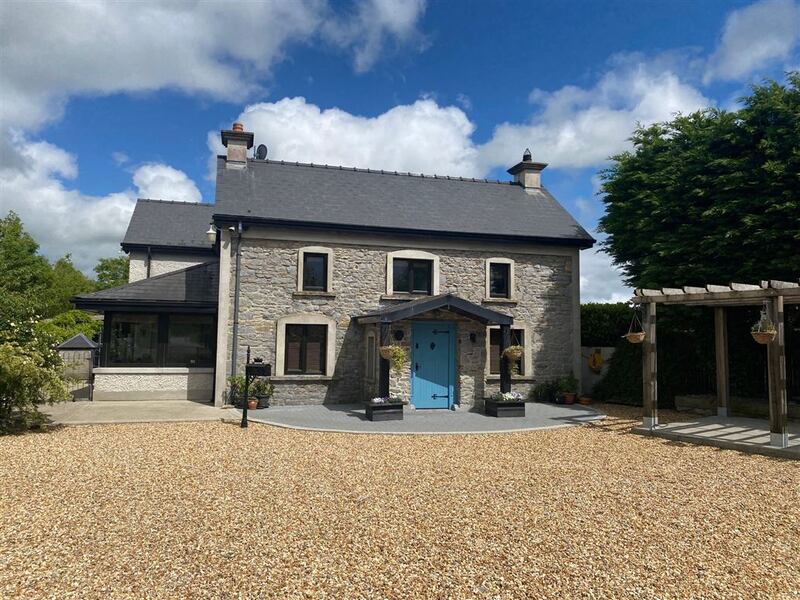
[0,342,69,433]
[581,303,631,347]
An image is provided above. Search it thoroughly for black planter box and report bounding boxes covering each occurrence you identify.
[485,398,526,417]
[365,402,404,421]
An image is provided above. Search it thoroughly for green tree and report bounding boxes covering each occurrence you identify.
[599,74,800,289]
[0,212,53,330]
[94,255,129,289]
[46,255,96,316]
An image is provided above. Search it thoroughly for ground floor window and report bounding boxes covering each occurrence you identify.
[284,324,327,374]
[489,328,524,374]
[105,313,215,368]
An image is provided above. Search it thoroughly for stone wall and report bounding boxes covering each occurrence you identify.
[227,234,577,406]
[129,250,211,282]
[93,368,214,401]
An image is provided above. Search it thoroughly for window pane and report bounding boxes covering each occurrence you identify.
[285,325,303,373]
[303,253,327,291]
[109,313,158,366]
[304,325,326,374]
[411,260,432,293]
[490,263,510,298]
[165,315,214,367]
[393,259,410,293]
[489,328,524,374]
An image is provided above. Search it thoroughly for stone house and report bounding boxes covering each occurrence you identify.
[74,123,594,408]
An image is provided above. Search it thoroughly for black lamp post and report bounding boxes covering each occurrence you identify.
[241,346,270,428]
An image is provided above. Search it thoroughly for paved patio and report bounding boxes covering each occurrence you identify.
[634,415,800,459]
[245,402,602,434]
[42,400,228,425]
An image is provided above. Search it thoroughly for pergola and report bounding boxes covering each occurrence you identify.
[631,279,799,448]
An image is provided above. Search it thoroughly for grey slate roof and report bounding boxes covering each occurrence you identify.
[121,200,216,251]
[56,333,98,350]
[214,158,594,247]
[73,262,218,309]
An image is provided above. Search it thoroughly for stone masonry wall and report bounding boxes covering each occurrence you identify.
[228,236,576,406]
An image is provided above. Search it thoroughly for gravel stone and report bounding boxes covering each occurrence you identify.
[1,404,798,599]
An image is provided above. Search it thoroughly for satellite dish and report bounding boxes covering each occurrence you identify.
[255,144,268,160]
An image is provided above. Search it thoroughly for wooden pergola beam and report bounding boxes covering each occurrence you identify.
[642,302,658,429]
[714,307,729,417]
[766,296,788,448]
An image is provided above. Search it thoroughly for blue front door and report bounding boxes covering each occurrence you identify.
[411,322,455,409]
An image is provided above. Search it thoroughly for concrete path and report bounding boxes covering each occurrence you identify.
[42,400,228,425]
[634,415,800,459]
[244,402,602,435]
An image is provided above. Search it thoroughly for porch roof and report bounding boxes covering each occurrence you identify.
[353,294,513,325]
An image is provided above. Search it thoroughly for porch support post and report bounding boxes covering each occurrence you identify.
[766,296,788,448]
[499,323,511,394]
[378,322,390,398]
[714,307,729,417]
[642,302,658,429]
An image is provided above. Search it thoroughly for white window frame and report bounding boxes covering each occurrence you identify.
[485,322,531,377]
[275,313,336,377]
[386,249,440,296]
[485,257,515,300]
[297,246,334,293]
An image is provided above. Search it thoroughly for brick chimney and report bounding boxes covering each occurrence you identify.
[507,148,547,190]
[220,122,254,168]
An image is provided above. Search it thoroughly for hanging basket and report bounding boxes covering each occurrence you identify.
[751,330,776,345]
[624,332,646,344]
[379,346,395,360]
[502,345,524,361]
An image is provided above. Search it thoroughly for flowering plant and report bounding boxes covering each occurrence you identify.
[491,391,524,403]
[370,396,404,404]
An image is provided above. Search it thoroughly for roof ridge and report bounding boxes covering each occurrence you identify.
[136,198,214,206]
[247,158,517,187]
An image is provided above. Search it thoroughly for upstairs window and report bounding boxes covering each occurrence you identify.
[302,253,328,291]
[393,258,432,294]
[489,262,511,298]
[489,328,524,375]
[284,324,327,375]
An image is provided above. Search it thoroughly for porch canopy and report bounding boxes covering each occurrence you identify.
[631,279,799,448]
[354,294,515,397]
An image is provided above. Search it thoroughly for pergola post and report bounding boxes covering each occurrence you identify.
[499,323,511,394]
[642,302,658,429]
[766,296,788,448]
[714,307,729,417]
[378,322,390,398]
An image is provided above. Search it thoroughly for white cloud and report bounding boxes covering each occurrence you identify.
[132,164,202,203]
[111,152,129,166]
[580,248,632,303]
[221,97,480,176]
[323,0,428,72]
[478,54,711,170]
[0,137,201,272]
[704,0,800,83]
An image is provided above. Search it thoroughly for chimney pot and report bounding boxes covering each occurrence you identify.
[232,122,244,132]
[523,148,532,162]
[507,148,548,190]
[221,123,254,168]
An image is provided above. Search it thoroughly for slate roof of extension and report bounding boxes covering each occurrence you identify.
[73,262,218,309]
[121,200,216,251]
[214,158,595,247]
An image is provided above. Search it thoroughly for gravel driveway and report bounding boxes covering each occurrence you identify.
[1,404,798,599]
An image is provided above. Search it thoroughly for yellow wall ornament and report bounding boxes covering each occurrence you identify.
[588,349,604,373]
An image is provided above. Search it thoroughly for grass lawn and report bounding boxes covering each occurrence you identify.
[1,404,798,599]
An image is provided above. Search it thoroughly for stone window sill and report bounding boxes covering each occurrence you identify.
[482,298,518,305]
[270,375,333,382]
[380,294,431,301]
[292,291,336,299]
[485,375,535,382]
[94,367,214,375]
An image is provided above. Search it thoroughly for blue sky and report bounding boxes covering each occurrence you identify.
[1,0,798,301]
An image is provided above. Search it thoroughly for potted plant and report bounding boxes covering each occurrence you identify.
[502,345,524,362]
[485,391,525,417]
[226,375,246,407]
[529,380,559,403]
[365,396,406,421]
[578,394,592,406]
[250,378,274,409]
[379,345,409,372]
[557,373,579,404]
[751,310,777,344]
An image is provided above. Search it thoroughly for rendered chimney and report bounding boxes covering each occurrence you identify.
[507,148,547,190]
[220,122,254,168]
